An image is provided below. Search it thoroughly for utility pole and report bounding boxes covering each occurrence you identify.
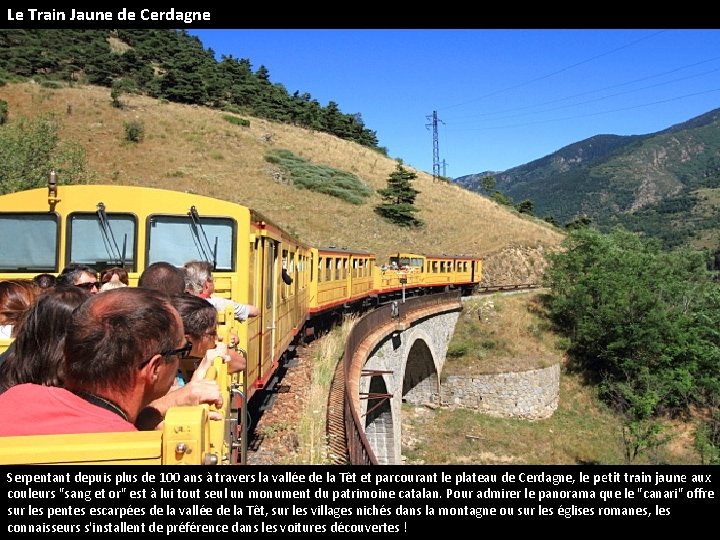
[442,159,449,179]
[425,111,444,183]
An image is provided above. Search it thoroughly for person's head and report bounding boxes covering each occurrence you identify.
[0,286,88,390]
[171,294,218,357]
[139,262,187,296]
[63,287,187,421]
[56,264,99,294]
[100,267,129,286]
[183,260,215,296]
[32,273,57,289]
[99,280,128,292]
[0,279,40,335]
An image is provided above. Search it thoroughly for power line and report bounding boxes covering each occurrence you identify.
[439,30,668,112]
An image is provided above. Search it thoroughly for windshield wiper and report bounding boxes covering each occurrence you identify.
[188,206,217,269]
[96,202,126,267]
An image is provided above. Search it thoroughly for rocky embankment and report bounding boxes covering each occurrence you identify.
[479,244,558,286]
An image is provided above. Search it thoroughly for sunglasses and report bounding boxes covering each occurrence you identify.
[139,341,193,369]
[75,282,99,290]
[161,341,193,360]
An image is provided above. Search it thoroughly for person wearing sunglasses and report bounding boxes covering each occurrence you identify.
[134,294,233,431]
[170,294,246,377]
[56,264,100,294]
[0,287,188,435]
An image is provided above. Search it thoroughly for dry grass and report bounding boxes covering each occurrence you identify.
[284,315,358,465]
[445,291,563,375]
[0,82,565,263]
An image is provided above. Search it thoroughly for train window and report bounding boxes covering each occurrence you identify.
[0,214,59,272]
[325,258,332,282]
[265,241,276,311]
[147,215,234,270]
[249,239,258,308]
[68,213,137,272]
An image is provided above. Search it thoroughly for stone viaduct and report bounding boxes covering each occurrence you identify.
[344,293,560,465]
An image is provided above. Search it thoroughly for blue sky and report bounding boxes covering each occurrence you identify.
[189,29,720,178]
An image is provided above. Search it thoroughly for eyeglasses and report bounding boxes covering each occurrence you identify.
[76,282,99,290]
[139,341,192,369]
[161,341,193,360]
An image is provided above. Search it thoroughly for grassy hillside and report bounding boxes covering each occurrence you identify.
[0,82,564,282]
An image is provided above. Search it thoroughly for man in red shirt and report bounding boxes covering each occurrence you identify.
[0,287,187,435]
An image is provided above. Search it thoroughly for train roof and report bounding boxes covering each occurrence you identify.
[316,246,376,256]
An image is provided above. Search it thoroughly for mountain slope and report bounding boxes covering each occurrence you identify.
[455,109,720,250]
[0,82,565,284]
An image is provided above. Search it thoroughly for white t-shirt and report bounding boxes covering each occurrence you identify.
[207,296,250,322]
[0,325,13,339]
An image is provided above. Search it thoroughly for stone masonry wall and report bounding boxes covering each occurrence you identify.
[438,363,560,420]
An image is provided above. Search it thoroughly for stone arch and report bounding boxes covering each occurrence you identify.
[364,374,394,464]
[401,337,439,405]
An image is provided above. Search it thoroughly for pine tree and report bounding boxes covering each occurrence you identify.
[375,164,423,227]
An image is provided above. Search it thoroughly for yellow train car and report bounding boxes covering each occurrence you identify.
[308,246,376,314]
[380,252,481,296]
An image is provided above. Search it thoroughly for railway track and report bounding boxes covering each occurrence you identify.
[326,357,350,464]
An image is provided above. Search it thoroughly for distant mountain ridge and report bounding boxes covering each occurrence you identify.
[454,108,720,250]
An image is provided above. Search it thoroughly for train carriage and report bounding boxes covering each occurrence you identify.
[308,246,377,313]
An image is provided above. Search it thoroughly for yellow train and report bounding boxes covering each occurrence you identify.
[0,179,481,465]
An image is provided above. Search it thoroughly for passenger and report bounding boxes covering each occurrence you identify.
[135,295,231,431]
[100,266,129,286]
[0,287,187,435]
[139,261,186,296]
[0,279,39,339]
[184,260,259,322]
[56,264,100,294]
[171,294,246,376]
[32,273,57,289]
[99,276,128,292]
[0,286,88,394]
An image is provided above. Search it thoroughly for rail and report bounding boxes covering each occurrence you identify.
[342,291,462,465]
[475,283,540,294]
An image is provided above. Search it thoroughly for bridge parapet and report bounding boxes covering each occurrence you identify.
[343,292,462,465]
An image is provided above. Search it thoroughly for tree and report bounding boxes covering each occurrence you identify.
[515,199,534,215]
[375,164,423,227]
[480,174,496,194]
[0,114,90,194]
[491,191,513,206]
[543,226,720,462]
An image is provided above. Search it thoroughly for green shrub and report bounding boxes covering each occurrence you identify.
[264,148,371,205]
[123,120,145,143]
[446,341,471,358]
[40,80,63,89]
[222,114,250,127]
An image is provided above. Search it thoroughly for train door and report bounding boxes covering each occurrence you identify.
[259,239,278,386]
[246,236,262,394]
